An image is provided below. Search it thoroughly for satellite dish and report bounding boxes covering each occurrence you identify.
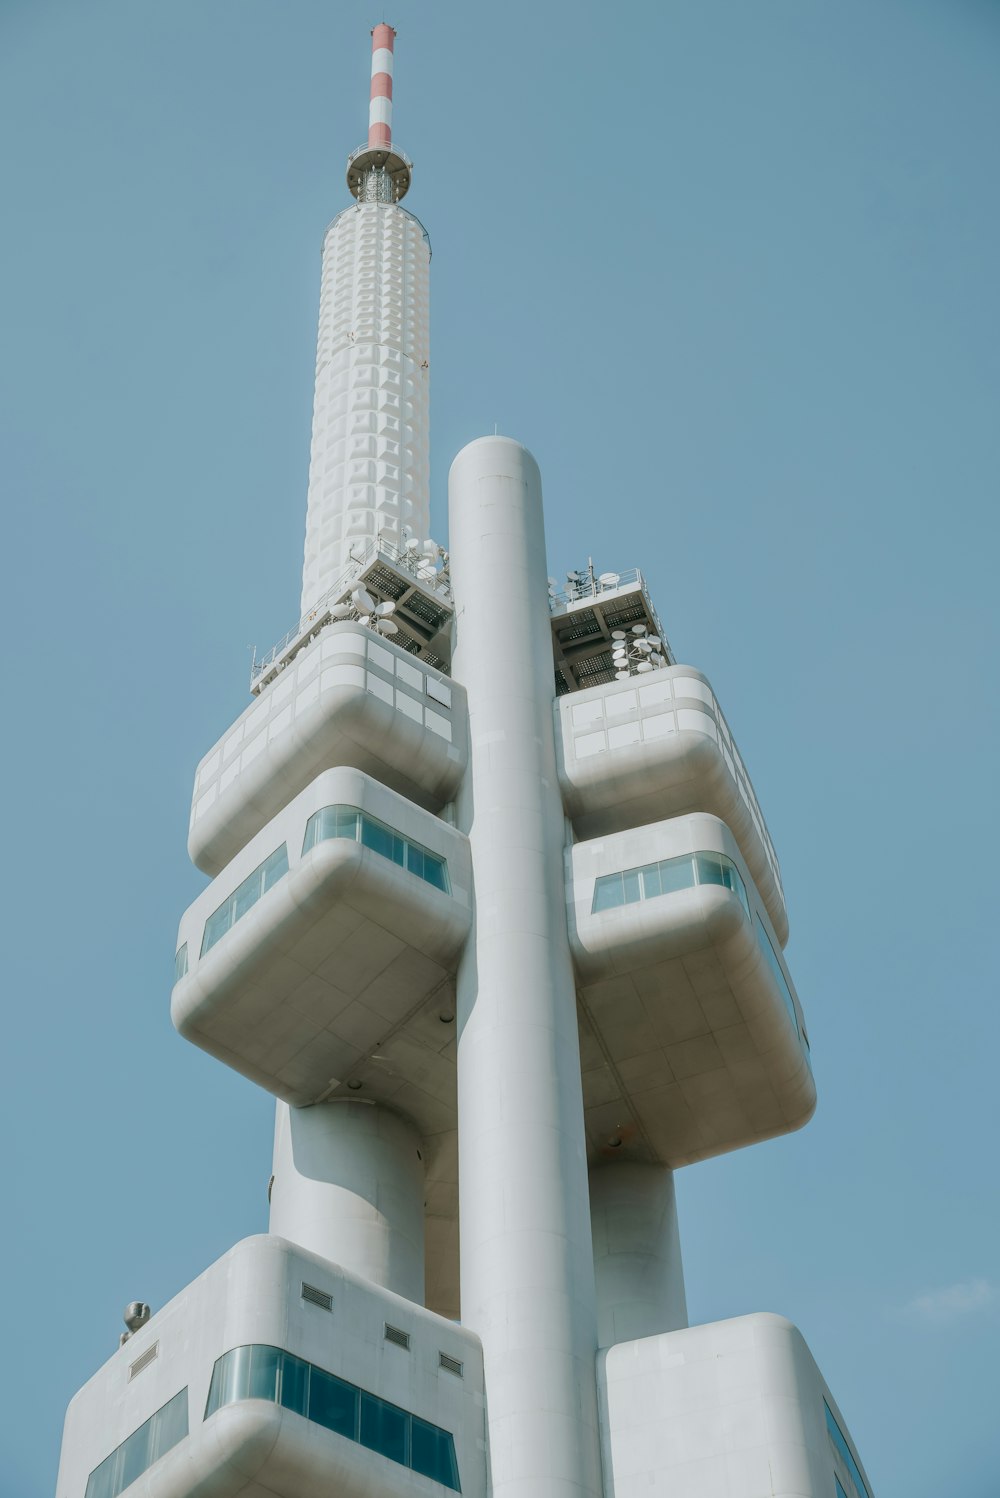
[424,539,439,555]
[352,588,375,615]
[647,635,662,647]
[330,603,353,619]
[631,623,647,635]
[635,640,653,654]
[598,572,620,587]
[417,564,436,580]
[406,537,420,552]
[615,670,631,681]
[375,601,396,616]
[636,661,653,673]
[376,619,399,635]
[611,630,627,640]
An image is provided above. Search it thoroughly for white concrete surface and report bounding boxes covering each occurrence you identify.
[450,436,604,1498]
[269,1101,426,1305]
[600,1313,873,1498]
[590,1162,687,1350]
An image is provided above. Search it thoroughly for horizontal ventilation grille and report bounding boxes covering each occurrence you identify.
[439,1352,464,1377]
[301,1283,333,1312]
[384,1323,410,1350]
[127,1342,159,1381]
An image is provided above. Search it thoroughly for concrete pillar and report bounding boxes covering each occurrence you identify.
[449,436,603,1498]
[268,1100,425,1304]
[590,1162,688,1349]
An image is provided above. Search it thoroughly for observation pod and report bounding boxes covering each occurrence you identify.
[55,1236,485,1498]
[189,625,465,877]
[557,666,788,945]
[568,812,815,1166]
[172,766,471,1107]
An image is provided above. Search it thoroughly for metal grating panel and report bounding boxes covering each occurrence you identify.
[301,1282,333,1312]
[384,1323,411,1350]
[127,1342,159,1381]
[363,564,409,600]
[404,593,451,628]
[439,1352,464,1377]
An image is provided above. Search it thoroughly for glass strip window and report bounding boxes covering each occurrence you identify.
[591,850,750,921]
[302,805,450,894]
[204,1345,461,1491]
[201,845,289,957]
[754,913,804,1042]
[85,1389,188,1498]
[824,1401,871,1498]
[173,944,188,983]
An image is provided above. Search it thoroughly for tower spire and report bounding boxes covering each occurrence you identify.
[346,22,412,203]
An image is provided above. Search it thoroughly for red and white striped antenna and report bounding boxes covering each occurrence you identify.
[346,23,412,203]
[368,24,395,149]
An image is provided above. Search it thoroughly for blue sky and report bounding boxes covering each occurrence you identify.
[2,1,998,1493]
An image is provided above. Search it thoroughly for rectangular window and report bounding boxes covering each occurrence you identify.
[824,1401,871,1498]
[593,872,625,912]
[204,1345,460,1491]
[310,1366,359,1440]
[173,944,188,984]
[302,806,449,894]
[360,1392,408,1466]
[201,845,289,956]
[85,1390,188,1498]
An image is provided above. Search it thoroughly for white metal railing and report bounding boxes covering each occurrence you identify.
[548,567,645,611]
[249,535,451,690]
[347,141,413,170]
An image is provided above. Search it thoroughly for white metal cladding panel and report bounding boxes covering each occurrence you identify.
[189,627,464,874]
[600,1315,873,1498]
[562,669,782,897]
[301,204,430,616]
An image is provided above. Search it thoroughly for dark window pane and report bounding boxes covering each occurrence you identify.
[361,816,395,860]
[84,1451,118,1498]
[592,874,624,912]
[411,1417,461,1491]
[279,1353,309,1417]
[173,944,188,984]
[309,1367,359,1439]
[201,904,230,955]
[262,844,289,891]
[360,1393,408,1465]
[118,1417,154,1489]
[336,808,360,840]
[406,842,425,878]
[248,1344,281,1403]
[217,1345,252,1410]
[150,1389,188,1460]
[302,812,320,853]
[233,869,263,922]
[423,854,448,891]
[695,852,726,887]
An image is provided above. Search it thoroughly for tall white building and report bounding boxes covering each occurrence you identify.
[57,26,875,1498]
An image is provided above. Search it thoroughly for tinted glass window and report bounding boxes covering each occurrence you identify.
[361,1392,408,1465]
[310,1367,359,1440]
[85,1390,188,1498]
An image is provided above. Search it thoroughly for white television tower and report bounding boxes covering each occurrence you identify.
[57,25,876,1498]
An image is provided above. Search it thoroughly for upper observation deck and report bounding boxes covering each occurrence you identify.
[548,566,675,695]
[556,665,787,945]
[251,535,453,697]
[190,624,466,876]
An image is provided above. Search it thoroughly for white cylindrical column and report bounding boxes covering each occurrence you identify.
[299,201,430,617]
[590,1162,688,1349]
[450,437,603,1498]
[268,1101,425,1304]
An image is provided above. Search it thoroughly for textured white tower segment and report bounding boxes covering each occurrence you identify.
[300,29,428,618]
